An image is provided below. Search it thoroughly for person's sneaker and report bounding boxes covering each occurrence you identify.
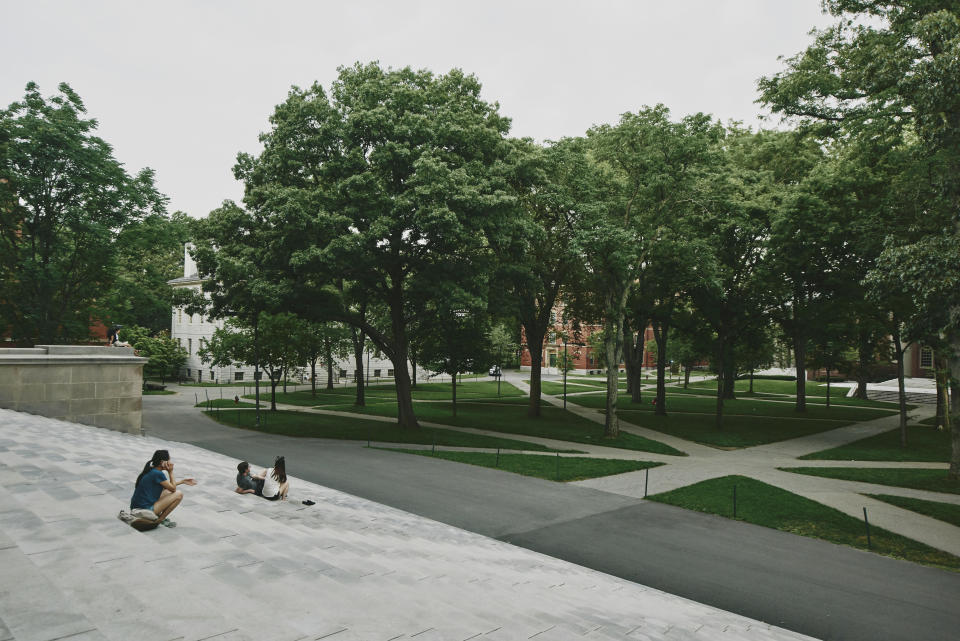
[160,518,177,528]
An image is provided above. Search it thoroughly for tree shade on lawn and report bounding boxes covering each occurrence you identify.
[781,468,960,495]
[206,409,566,452]
[799,426,952,462]
[323,401,685,455]
[649,475,960,571]
[381,449,663,482]
[570,391,895,421]
[866,494,960,528]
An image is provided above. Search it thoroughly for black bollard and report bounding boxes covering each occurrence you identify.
[644,467,649,498]
[496,448,500,467]
[863,507,872,549]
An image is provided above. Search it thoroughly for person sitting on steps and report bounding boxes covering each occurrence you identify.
[255,455,289,501]
[235,461,263,495]
[130,449,196,527]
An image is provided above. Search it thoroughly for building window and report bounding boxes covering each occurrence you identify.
[920,346,934,369]
[234,372,244,381]
[387,369,395,377]
[549,353,557,367]
[339,369,347,378]
[254,371,262,380]
[177,309,182,324]
[550,311,556,324]
[374,369,381,378]
[188,338,192,354]
[210,370,215,380]
[186,368,191,377]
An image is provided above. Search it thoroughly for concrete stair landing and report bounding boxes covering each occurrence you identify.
[0,408,814,641]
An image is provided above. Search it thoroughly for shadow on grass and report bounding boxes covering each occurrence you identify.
[649,475,960,571]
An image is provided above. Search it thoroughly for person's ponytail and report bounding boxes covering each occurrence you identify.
[134,449,170,488]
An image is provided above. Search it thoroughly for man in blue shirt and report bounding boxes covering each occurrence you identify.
[131,450,196,527]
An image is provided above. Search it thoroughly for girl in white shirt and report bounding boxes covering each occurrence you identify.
[256,455,289,501]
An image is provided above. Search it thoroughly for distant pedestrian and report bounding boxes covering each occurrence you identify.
[234,395,240,405]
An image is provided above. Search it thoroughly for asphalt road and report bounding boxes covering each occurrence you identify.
[143,392,960,641]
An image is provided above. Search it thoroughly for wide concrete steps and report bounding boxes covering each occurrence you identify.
[0,409,814,641]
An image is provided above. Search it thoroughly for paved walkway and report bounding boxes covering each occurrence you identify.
[500,373,960,557]
[196,373,959,557]
[0,408,815,641]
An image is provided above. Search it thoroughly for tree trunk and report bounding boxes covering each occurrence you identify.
[526,329,545,418]
[624,323,644,403]
[948,330,960,479]
[282,366,287,394]
[684,366,690,389]
[393,359,419,428]
[310,358,317,397]
[325,336,334,390]
[794,337,807,412]
[411,348,418,388]
[855,330,871,399]
[935,353,949,430]
[653,321,668,416]
[352,329,365,407]
[749,369,754,394]
[451,366,457,417]
[253,319,261,425]
[604,327,621,438]
[826,367,831,409]
[893,328,908,447]
[722,358,736,399]
[270,373,278,412]
[715,337,725,430]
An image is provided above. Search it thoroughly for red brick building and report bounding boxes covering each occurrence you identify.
[518,302,657,374]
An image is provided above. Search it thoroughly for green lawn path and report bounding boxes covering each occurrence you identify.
[205,409,575,452]
[649,475,960,571]
[800,425,951,462]
[867,494,960,528]
[381,449,663,482]
[781,467,960,495]
[322,400,685,455]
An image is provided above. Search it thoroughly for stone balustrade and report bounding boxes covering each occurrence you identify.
[0,345,147,434]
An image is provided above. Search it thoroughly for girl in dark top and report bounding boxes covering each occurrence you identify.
[130,449,196,527]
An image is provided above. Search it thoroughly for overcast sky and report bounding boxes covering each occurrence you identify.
[2,1,834,218]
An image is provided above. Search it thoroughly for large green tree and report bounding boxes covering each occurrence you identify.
[104,211,192,333]
[0,82,165,344]
[760,0,960,475]
[236,63,513,428]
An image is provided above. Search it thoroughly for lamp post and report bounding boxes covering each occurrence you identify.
[563,334,568,409]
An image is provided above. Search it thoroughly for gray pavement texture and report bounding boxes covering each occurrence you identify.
[1,408,816,641]
[138,378,960,641]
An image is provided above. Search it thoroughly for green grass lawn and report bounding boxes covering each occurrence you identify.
[196,398,256,408]
[143,389,176,395]
[570,390,894,421]
[781,467,960,494]
[247,380,525,407]
[205,409,568,451]
[381,449,663,482]
[321,400,685,455]
[649,475,960,571]
[867,494,960,528]
[538,380,627,395]
[615,410,848,448]
[799,425,951,462]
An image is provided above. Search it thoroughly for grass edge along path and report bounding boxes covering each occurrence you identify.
[781,467,960,495]
[322,401,686,456]
[205,408,579,452]
[866,494,960,528]
[798,425,951,462]
[648,475,960,571]
[381,448,663,482]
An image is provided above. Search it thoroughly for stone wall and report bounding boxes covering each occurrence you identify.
[0,345,148,434]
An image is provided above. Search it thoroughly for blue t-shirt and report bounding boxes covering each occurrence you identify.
[130,468,167,510]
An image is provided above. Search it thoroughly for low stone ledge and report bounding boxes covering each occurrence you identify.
[0,345,148,434]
